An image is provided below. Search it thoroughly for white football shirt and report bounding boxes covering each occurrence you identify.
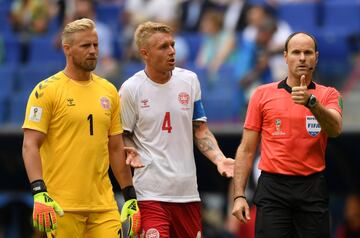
[119,67,207,202]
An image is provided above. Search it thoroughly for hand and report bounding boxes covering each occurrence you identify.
[33,192,64,232]
[124,147,144,168]
[216,157,235,178]
[232,197,251,223]
[120,199,141,238]
[291,75,310,105]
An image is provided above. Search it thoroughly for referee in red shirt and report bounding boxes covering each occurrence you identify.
[232,32,343,238]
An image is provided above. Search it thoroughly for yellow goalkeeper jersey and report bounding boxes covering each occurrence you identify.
[23,71,123,211]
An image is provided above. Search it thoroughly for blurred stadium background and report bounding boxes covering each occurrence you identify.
[0,0,360,237]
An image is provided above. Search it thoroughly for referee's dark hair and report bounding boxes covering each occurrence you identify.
[284,32,318,52]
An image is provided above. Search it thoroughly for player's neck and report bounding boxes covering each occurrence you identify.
[144,67,172,84]
[63,66,92,81]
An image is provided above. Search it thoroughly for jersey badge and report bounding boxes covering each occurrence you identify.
[178,92,190,105]
[306,116,321,137]
[67,98,76,106]
[100,96,110,110]
[272,118,286,136]
[145,228,160,238]
[29,106,43,122]
[141,99,150,108]
[338,96,343,111]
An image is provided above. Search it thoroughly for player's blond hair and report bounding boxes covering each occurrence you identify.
[134,21,173,50]
[62,18,95,45]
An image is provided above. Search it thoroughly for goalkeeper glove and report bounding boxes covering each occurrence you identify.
[121,186,141,238]
[31,180,64,232]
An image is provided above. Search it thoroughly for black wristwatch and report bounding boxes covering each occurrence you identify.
[307,94,317,108]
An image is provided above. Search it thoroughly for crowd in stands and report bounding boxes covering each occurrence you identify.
[0,0,359,126]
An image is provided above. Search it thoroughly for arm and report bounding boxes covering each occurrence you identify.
[292,76,342,137]
[232,128,260,223]
[22,128,63,232]
[122,130,144,168]
[108,134,133,189]
[22,128,46,182]
[109,134,141,237]
[309,103,342,137]
[193,121,234,177]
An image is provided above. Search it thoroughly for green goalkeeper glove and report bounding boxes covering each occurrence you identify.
[121,186,141,238]
[31,180,64,232]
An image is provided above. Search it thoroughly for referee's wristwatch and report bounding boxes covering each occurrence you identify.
[306,94,317,108]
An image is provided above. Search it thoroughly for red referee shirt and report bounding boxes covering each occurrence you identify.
[244,79,343,176]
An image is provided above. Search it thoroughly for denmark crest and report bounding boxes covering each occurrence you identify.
[178,92,189,105]
[306,116,321,137]
[100,96,111,109]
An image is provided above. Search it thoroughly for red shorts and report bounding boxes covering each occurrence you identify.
[138,201,202,238]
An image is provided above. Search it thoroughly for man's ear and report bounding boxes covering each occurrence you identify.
[139,48,147,60]
[63,44,71,56]
[283,50,288,65]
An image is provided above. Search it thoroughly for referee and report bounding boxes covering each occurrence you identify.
[232,32,343,238]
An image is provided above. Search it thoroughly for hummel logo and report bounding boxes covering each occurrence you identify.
[67,98,76,106]
[141,99,150,108]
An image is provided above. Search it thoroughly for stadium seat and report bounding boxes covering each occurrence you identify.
[247,0,266,4]
[315,31,350,63]
[0,64,16,97]
[28,35,65,65]
[201,66,239,122]
[120,62,144,81]
[180,32,203,63]
[202,89,235,122]
[315,31,351,87]
[8,92,28,125]
[113,37,125,60]
[0,64,15,123]
[0,5,12,34]
[16,63,61,96]
[322,1,360,35]
[277,3,319,34]
[0,94,7,124]
[96,3,124,33]
[3,34,21,64]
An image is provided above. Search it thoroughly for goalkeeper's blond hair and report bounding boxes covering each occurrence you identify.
[134,21,173,50]
[62,18,96,45]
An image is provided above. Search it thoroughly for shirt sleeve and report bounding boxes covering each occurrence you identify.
[193,73,207,121]
[109,86,123,136]
[119,82,137,132]
[22,81,53,134]
[244,87,262,132]
[323,87,343,116]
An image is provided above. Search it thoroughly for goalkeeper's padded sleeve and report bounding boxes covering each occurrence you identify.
[121,186,141,238]
[31,180,64,232]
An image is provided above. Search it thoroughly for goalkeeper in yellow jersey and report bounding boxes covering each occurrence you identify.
[22,18,141,237]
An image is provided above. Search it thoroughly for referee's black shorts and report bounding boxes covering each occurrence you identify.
[253,171,330,238]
